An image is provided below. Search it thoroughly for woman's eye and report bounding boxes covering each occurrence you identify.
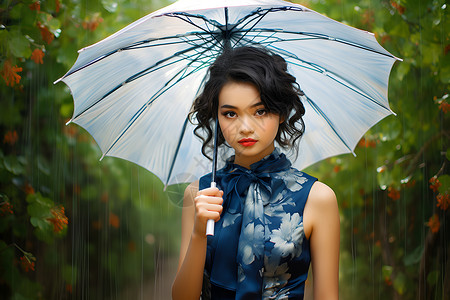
[255,109,267,116]
[223,111,237,118]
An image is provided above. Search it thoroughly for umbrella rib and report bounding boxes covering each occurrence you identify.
[237,29,397,59]
[162,13,224,46]
[100,45,219,160]
[286,56,392,112]
[233,34,392,113]
[60,33,219,80]
[164,116,190,187]
[71,38,219,122]
[303,95,354,154]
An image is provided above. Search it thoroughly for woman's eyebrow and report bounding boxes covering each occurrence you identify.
[220,102,264,109]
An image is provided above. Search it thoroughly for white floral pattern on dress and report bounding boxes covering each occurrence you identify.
[270,213,304,259]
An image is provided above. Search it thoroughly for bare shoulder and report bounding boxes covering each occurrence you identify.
[183,180,199,206]
[304,181,338,238]
[308,181,337,206]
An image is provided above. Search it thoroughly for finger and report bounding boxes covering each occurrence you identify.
[198,210,222,222]
[197,187,221,196]
[195,195,223,205]
[198,203,223,213]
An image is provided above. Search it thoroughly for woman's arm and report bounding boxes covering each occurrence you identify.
[304,181,340,300]
[172,181,223,300]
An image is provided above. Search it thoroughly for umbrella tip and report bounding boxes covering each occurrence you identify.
[53,78,62,85]
[100,153,106,161]
[65,119,73,125]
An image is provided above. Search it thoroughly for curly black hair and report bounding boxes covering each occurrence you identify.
[189,46,305,160]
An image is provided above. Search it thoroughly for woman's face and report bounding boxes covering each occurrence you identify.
[218,81,281,169]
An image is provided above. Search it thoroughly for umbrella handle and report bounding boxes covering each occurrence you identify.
[206,182,216,236]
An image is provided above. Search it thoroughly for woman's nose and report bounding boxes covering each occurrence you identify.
[238,116,255,134]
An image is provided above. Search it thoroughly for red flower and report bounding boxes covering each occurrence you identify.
[0,201,14,216]
[109,212,120,228]
[358,137,377,148]
[82,14,104,32]
[20,255,35,272]
[55,0,61,13]
[436,193,449,211]
[390,1,406,14]
[31,49,45,64]
[387,187,400,201]
[438,101,450,114]
[333,165,341,173]
[47,205,68,233]
[426,214,440,233]
[3,130,18,145]
[37,22,55,44]
[24,183,35,195]
[1,60,22,87]
[29,1,40,11]
[429,177,441,193]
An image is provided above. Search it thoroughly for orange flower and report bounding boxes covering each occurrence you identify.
[381,34,391,45]
[390,1,406,14]
[426,214,440,233]
[1,60,22,87]
[0,201,13,216]
[20,255,35,272]
[436,193,449,211]
[3,130,18,145]
[438,101,450,114]
[333,165,341,173]
[31,49,44,64]
[55,0,61,13]
[387,187,400,201]
[429,177,441,193]
[47,205,68,233]
[82,14,104,32]
[109,212,120,228]
[358,137,377,148]
[24,183,35,195]
[445,45,450,56]
[37,22,54,44]
[361,10,375,28]
[29,0,40,11]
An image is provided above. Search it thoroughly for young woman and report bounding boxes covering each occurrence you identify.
[172,47,340,300]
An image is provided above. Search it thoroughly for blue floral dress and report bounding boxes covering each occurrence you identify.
[199,148,317,300]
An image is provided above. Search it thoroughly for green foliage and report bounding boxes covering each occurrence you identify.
[299,0,449,298]
[0,0,448,299]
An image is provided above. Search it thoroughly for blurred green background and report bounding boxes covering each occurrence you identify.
[0,0,448,299]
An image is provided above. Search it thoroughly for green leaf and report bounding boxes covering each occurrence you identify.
[3,156,25,175]
[8,33,32,58]
[403,245,423,266]
[427,270,440,286]
[393,272,407,295]
[437,174,450,194]
[382,265,393,278]
[102,0,119,13]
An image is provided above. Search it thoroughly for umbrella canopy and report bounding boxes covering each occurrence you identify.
[56,0,400,187]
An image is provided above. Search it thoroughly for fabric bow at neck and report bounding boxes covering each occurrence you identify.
[201,148,292,298]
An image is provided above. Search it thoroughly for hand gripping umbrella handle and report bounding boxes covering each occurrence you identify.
[206,182,216,236]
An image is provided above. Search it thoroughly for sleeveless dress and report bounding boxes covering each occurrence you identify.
[199,148,317,300]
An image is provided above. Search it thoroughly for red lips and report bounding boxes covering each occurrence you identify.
[238,138,257,147]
